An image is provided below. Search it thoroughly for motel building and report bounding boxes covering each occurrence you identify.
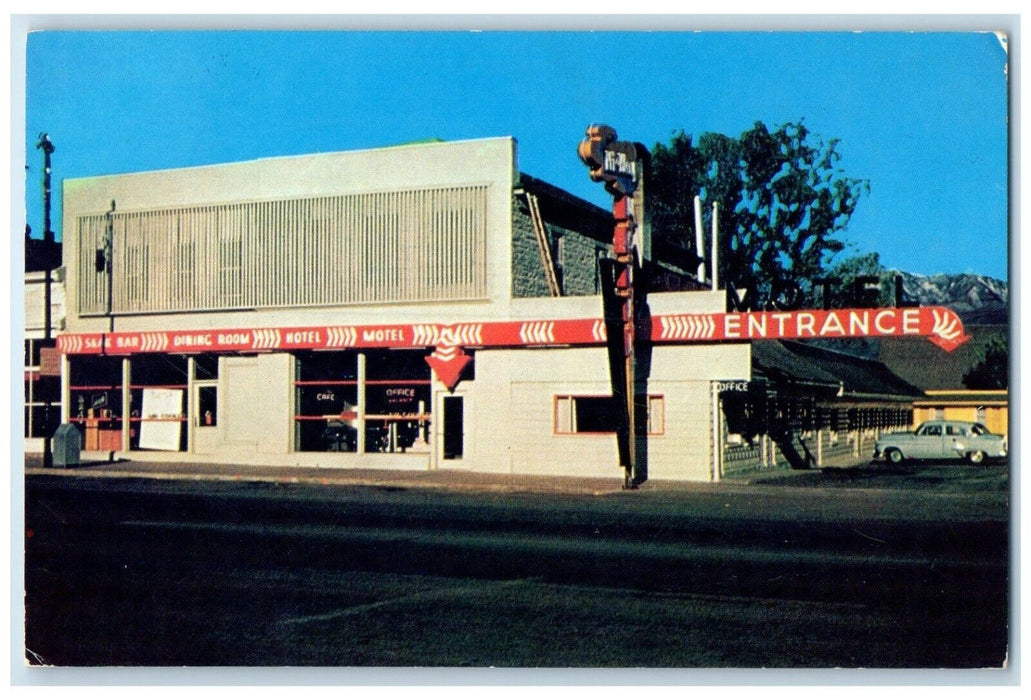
[52,136,966,482]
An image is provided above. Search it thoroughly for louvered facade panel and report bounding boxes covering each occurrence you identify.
[76,186,489,315]
[76,215,108,315]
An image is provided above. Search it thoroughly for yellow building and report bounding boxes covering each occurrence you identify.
[913,390,1008,436]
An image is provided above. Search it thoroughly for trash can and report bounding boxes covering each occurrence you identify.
[52,423,81,468]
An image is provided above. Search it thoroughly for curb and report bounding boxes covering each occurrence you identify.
[22,464,632,497]
[23,454,879,496]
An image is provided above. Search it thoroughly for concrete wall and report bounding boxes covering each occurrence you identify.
[462,347,619,478]
[186,353,294,460]
[63,138,519,333]
[645,344,750,481]
[456,341,749,481]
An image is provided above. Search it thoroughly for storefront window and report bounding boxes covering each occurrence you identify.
[24,339,61,439]
[364,351,431,454]
[294,351,359,452]
[69,355,124,450]
[24,382,61,438]
[130,355,188,451]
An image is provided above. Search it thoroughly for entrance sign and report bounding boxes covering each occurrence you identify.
[55,305,970,357]
[658,306,968,352]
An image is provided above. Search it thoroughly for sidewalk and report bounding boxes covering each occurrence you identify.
[23,451,874,495]
[23,453,632,496]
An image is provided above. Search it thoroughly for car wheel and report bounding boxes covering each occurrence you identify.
[967,450,986,465]
[885,448,904,465]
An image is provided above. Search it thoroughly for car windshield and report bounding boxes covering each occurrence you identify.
[971,423,990,435]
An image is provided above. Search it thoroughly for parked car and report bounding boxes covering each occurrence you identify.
[874,420,1007,465]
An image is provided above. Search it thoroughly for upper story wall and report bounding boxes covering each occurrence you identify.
[63,138,518,332]
[25,270,67,338]
[511,174,615,299]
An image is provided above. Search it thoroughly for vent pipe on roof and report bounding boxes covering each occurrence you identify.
[711,202,719,292]
[694,195,705,284]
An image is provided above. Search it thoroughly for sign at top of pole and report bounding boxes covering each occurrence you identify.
[577,124,641,197]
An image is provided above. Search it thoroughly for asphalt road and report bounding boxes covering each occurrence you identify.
[22,462,1011,669]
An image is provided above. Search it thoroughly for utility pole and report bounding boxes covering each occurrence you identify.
[37,133,55,339]
[36,133,56,468]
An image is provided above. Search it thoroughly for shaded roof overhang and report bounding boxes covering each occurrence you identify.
[750,339,925,403]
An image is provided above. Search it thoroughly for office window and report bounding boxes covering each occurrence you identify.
[364,351,432,454]
[555,395,664,435]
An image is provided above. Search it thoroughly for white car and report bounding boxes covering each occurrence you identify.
[874,420,1007,465]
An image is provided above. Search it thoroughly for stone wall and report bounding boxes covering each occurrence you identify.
[511,192,609,298]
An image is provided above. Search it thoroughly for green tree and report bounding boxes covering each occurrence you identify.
[963,336,1009,390]
[647,120,869,294]
[824,251,896,307]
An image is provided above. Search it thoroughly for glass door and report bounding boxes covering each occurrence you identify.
[441,395,464,461]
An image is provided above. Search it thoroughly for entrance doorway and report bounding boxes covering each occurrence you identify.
[442,395,464,461]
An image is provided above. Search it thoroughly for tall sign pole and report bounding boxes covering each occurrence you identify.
[578,124,647,488]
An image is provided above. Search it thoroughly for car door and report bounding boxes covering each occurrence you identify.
[944,422,977,459]
[944,423,968,459]
[914,422,945,458]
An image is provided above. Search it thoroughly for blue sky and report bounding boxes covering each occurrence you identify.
[21,29,1010,279]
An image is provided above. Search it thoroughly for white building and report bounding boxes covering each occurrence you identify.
[24,262,65,453]
[56,134,953,480]
[55,137,749,482]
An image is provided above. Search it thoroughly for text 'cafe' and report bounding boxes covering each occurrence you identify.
[52,135,963,482]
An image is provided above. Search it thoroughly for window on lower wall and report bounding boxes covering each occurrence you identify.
[554,395,665,436]
[364,350,432,454]
[294,351,359,453]
[193,353,219,428]
[646,395,665,435]
[196,385,218,427]
[24,339,61,439]
[68,355,124,450]
[129,355,188,452]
